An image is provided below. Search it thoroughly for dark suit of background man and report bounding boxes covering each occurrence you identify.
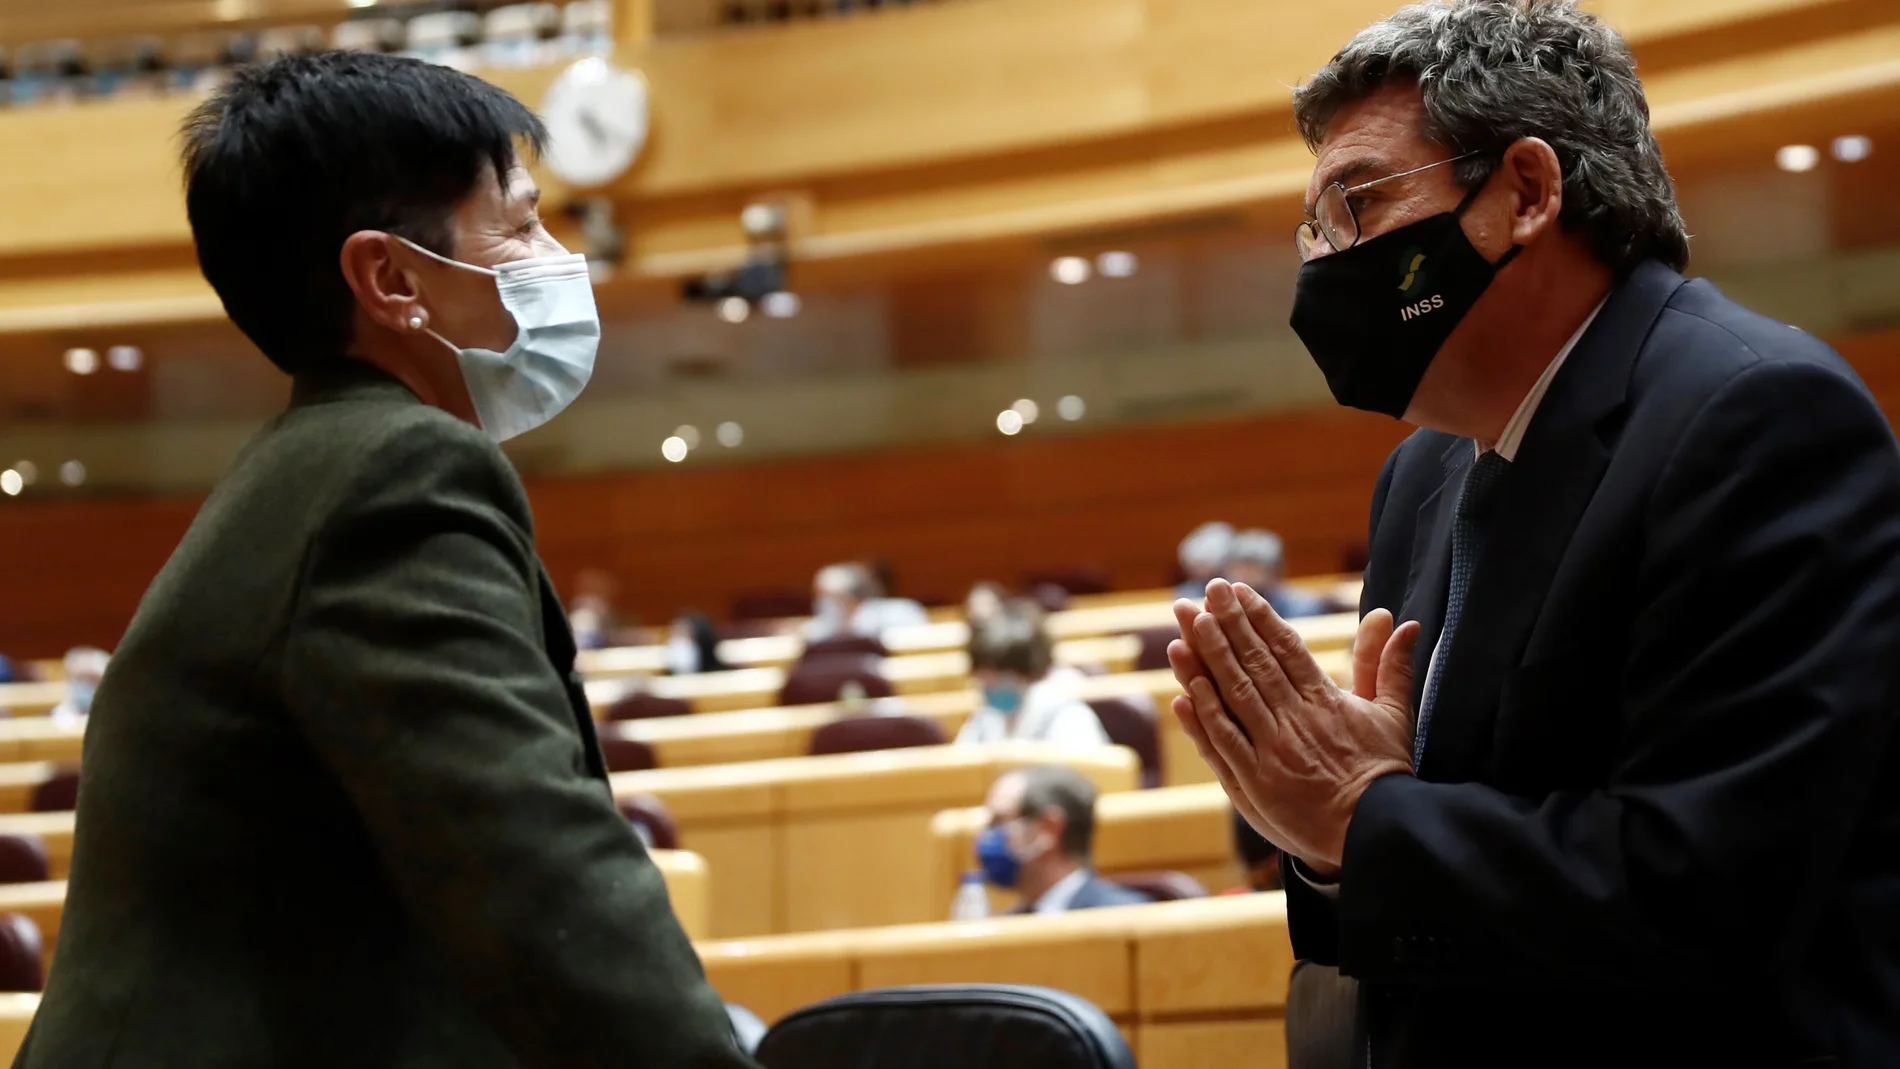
[16,53,754,1069]
[1165,3,1900,1067]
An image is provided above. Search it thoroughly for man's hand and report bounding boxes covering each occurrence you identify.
[1166,579,1420,875]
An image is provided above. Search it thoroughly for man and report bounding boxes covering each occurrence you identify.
[974,766,1152,913]
[1222,529,1330,619]
[1174,521,1235,599]
[18,54,752,1068]
[1168,2,1900,1066]
[801,561,928,643]
[956,598,1110,748]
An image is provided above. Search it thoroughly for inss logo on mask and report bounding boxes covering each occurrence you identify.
[1397,248,1444,321]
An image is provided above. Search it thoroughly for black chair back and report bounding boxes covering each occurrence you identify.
[755,984,1134,1069]
[0,836,48,885]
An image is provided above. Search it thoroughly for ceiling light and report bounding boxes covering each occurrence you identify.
[661,436,689,463]
[718,297,750,324]
[1050,256,1091,285]
[59,460,85,487]
[12,461,35,486]
[107,345,143,372]
[1058,395,1086,421]
[716,421,744,448]
[1011,398,1040,424]
[1775,144,1820,173]
[997,410,1024,436]
[1832,135,1873,163]
[63,348,98,375]
[1096,251,1138,278]
[0,471,20,497]
[761,291,801,318]
[674,424,701,449]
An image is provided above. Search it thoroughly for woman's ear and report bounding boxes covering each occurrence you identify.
[340,231,428,335]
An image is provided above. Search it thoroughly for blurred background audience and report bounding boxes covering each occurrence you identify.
[956,598,1107,747]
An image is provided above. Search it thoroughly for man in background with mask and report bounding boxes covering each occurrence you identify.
[19,53,755,1069]
[1167,2,1900,1066]
[955,597,1109,748]
[976,766,1151,914]
[801,560,927,644]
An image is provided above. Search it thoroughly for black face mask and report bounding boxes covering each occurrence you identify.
[1289,185,1520,418]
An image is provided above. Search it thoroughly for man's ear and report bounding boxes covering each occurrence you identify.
[1497,137,1566,246]
[340,231,428,335]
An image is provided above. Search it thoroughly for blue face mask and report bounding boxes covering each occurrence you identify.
[984,683,1025,715]
[975,825,1020,889]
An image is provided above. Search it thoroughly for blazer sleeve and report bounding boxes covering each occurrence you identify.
[1285,442,1406,966]
[278,419,752,1069]
[1335,360,1900,990]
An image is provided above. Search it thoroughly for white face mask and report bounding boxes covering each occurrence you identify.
[399,236,601,442]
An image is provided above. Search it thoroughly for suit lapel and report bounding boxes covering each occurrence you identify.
[1417,262,1685,780]
[536,566,608,780]
[1398,442,1469,716]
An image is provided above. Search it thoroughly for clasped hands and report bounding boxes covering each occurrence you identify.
[1167,580,1420,878]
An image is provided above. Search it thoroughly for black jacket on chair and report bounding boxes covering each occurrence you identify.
[16,363,753,1069]
[1286,261,1900,1068]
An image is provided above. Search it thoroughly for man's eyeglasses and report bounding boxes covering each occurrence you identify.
[1295,151,1486,262]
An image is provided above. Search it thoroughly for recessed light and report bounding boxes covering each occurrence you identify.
[661,436,689,463]
[1058,395,1086,421]
[716,421,744,448]
[1050,256,1091,285]
[717,297,750,324]
[1833,135,1873,163]
[1097,251,1138,278]
[996,410,1025,436]
[1776,144,1820,173]
[63,348,99,375]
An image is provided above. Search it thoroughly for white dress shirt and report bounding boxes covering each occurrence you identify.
[1030,868,1092,915]
[1300,296,1608,897]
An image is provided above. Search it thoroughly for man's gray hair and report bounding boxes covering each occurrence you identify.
[1226,529,1285,571]
[1016,765,1098,860]
[1293,0,1688,274]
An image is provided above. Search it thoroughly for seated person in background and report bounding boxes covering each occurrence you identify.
[963,580,1009,630]
[664,612,730,675]
[567,567,626,650]
[49,647,110,730]
[1221,528,1329,618]
[1174,521,1235,599]
[956,598,1108,747]
[977,765,1153,913]
[802,561,928,642]
[1223,805,1282,893]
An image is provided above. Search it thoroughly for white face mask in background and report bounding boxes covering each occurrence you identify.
[399,236,602,442]
[665,635,701,676]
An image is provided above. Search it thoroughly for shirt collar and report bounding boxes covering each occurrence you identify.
[1032,867,1093,915]
[1478,294,1609,462]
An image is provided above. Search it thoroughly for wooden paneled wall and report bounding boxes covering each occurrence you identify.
[4,322,1898,659]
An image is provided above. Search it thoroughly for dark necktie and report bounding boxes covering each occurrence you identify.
[1413,449,1510,768]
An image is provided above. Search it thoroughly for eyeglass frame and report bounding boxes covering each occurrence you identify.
[1295,150,1489,261]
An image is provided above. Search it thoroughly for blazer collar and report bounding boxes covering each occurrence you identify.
[288,358,421,410]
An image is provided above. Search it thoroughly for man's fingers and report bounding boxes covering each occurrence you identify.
[1171,691,1279,843]
[1375,620,1423,722]
[1166,638,1208,692]
[1231,581,1338,698]
[1351,608,1395,701]
[1205,580,1302,710]
[1190,608,1276,742]
[1173,598,1201,643]
[1187,675,1263,785]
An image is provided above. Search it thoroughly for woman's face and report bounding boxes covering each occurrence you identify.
[406,160,569,356]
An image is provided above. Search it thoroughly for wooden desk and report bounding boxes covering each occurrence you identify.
[696,893,1294,1069]
[612,744,1139,939]
[616,692,976,769]
[0,765,61,817]
[0,721,83,765]
[0,994,33,1064]
[0,848,713,977]
[0,684,65,719]
[927,781,1236,919]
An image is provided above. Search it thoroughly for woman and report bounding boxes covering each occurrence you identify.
[955,597,1108,747]
[665,611,731,675]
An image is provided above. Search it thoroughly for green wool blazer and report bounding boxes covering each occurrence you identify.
[15,362,753,1069]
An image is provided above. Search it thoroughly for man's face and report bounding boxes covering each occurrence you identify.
[1302,84,1480,261]
[985,773,1057,860]
[412,161,568,354]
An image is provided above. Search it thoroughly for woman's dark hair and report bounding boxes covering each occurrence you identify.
[967,597,1054,679]
[181,51,547,374]
[679,612,729,674]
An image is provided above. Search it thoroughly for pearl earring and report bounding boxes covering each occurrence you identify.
[408,316,424,331]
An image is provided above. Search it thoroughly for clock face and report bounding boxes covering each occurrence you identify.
[541,57,650,188]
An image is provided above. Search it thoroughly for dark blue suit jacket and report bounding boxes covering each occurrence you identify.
[1286,261,1900,1067]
